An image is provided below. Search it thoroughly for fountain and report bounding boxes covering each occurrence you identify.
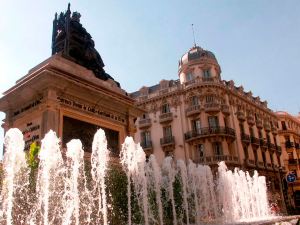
[0,128,286,225]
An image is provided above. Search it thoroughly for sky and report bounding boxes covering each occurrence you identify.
[0,1,300,158]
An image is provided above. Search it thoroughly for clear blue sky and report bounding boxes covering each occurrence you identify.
[1,1,300,158]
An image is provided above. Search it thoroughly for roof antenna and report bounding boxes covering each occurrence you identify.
[191,24,197,47]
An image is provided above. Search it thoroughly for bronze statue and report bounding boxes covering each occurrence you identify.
[52,3,119,87]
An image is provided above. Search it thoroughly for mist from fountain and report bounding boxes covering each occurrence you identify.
[120,137,149,225]
[91,129,110,225]
[146,155,164,225]
[0,128,29,225]
[29,130,65,225]
[0,128,274,225]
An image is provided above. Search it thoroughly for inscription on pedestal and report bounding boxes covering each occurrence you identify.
[57,96,125,123]
[20,119,41,150]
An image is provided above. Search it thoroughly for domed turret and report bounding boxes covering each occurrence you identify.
[179,46,217,68]
[178,46,221,84]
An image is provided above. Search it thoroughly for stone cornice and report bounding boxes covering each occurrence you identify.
[134,81,277,119]
[276,111,300,125]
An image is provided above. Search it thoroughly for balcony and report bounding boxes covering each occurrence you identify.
[266,163,273,171]
[256,119,263,129]
[285,141,295,148]
[194,157,205,164]
[241,133,251,144]
[273,165,280,172]
[276,145,282,154]
[185,79,196,87]
[281,166,288,173]
[247,115,255,126]
[221,104,230,115]
[259,139,268,149]
[264,122,271,132]
[139,95,148,101]
[140,141,153,154]
[202,77,215,82]
[257,161,265,169]
[267,142,276,151]
[204,155,239,165]
[288,159,298,165]
[186,105,201,117]
[138,118,151,129]
[184,126,236,142]
[159,88,169,95]
[271,126,278,134]
[159,112,173,123]
[245,159,256,168]
[204,103,220,114]
[236,111,246,121]
[160,136,175,147]
[250,136,260,147]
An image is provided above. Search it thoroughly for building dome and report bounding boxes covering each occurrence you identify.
[179,46,218,69]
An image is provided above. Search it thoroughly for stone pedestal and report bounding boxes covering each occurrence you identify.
[0,55,143,153]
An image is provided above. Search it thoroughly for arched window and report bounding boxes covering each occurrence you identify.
[191,96,199,106]
[161,103,170,114]
[203,70,211,78]
[186,72,194,81]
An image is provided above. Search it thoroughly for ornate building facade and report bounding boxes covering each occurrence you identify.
[131,45,285,206]
[277,111,300,209]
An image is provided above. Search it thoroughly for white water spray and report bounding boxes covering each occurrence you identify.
[162,156,177,225]
[91,129,110,225]
[0,128,275,225]
[0,129,28,225]
[120,137,149,225]
[62,139,84,225]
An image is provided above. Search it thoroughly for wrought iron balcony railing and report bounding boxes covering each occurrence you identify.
[241,133,250,143]
[186,104,201,116]
[185,126,236,141]
[159,112,173,123]
[198,155,239,165]
[160,136,175,146]
[138,118,151,128]
[285,141,295,148]
[250,136,260,146]
[140,140,153,150]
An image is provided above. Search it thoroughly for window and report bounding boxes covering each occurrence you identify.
[285,135,290,142]
[239,123,245,134]
[161,103,170,114]
[141,131,151,145]
[142,114,149,119]
[213,142,223,155]
[208,116,219,128]
[195,144,204,157]
[186,72,194,81]
[267,134,271,143]
[206,95,214,103]
[243,146,248,158]
[192,119,201,133]
[224,117,228,127]
[258,130,263,139]
[273,136,277,146]
[203,70,211,78]
[250,127,254,137]
[191,96,199,106]
[262,151,266,164]
[163,126,172,138]
[281,121,287,130]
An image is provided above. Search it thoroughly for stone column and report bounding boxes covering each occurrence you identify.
[41,88,59,138]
